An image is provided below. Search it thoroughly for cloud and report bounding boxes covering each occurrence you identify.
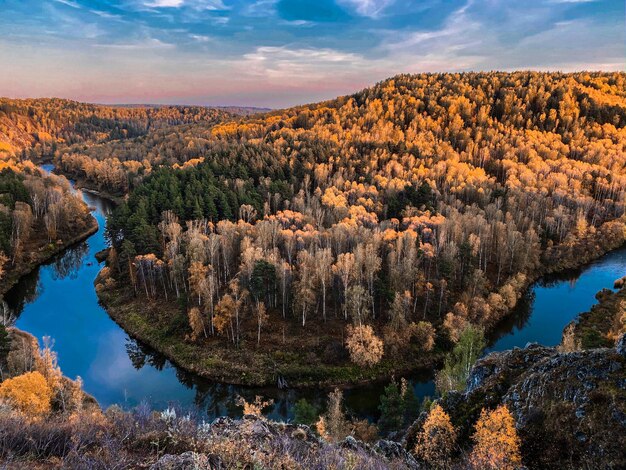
[93,37,175,50]
[279,19,316,26]
[89,9,124,20]
[243,0,279,17]
[54,0,82,8]
[378,0,624,73]
[379,1,485,71]
[189,33,212,42]
[144,0,185,6]
[0,0,622,108]
[336,0,394,18]
[142,0,228,9]
[240,46,368,81]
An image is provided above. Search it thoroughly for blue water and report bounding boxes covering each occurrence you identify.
[488,250,626,352]
[6,166,626,419]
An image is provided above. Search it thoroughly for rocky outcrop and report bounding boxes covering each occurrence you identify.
[150,452,222,470]
[618,333,626,357]
[406,338,626,470]
[149,415,419,470]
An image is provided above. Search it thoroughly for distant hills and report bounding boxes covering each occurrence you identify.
[108,103,272,116]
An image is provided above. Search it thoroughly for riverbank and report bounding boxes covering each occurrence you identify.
[487,219,626,342]
[1,326,99,407]
[96,283,444,388]
[95,219,626,388]
[54,170,126,205]
[0,213,98,297]
[565,283,626,349]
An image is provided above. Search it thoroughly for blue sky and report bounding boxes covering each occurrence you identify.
[1,0,623,107]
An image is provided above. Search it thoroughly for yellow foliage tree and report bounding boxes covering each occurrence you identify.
[345,324,384,367]
[0,371,52,417]
[414,404,457,468]
[187,306,205,342]
[316,388,350,443]
[470,405,522,470]
[236,395,274,417]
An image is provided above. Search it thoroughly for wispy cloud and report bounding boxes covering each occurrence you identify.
[53,0,82,8]
[189,33,212,42]
[379,0,623,73]
[144,0,185,6]
[141,0,228,10]
[240,46,368,81]
[337,0,394,18]
[93,37,175,50]
[242,0,278,17]
[89,9,124,20]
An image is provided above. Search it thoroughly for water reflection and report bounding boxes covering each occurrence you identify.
[4,266,41,316]
[487,290,535,346]
[50,242,89,281]
[488,246,626,352]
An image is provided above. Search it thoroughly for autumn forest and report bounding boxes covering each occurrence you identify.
[0,71,625,469]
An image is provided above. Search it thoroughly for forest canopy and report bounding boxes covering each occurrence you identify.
[97,71,626,374]
[3,71,626,378]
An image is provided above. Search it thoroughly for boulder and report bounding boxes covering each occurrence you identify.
[150,451,220,470]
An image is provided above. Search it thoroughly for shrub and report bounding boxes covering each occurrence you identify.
[414,404,457,468]
[469,405,522,470]
[0,371,52,417]
[436,325,485,394]
[316,389,350,443]
[293,398,318,426]
[345,324,384,367]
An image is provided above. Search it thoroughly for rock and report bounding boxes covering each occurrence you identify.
[151,415,421,469]
[617,333,626,357]
[95,248,110,263]
[150,451,220,470]
[340,435,364,451]
[374,440,421,469]
[406,342,626,469]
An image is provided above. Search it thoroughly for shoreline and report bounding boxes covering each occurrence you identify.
[57,172,125,206]
[36,158,125,205]
[97,285,444,389]
[95,221,626,389]
[0,214,99,297]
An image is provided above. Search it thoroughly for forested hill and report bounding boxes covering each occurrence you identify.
[107,104,271,116]
[0,98,234,157]
[96,71,626,385]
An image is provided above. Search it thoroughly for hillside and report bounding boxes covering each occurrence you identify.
[405,336,626,469]
[2,72,626,385]
[89,71,626,386]
[0,98,234,158]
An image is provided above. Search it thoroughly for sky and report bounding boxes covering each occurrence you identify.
[0,0,624,108]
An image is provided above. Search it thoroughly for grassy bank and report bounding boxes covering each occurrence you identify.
[566,285,626,349]
[0,213,98,296]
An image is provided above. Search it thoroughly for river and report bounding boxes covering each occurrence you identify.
[6,166,626,421]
